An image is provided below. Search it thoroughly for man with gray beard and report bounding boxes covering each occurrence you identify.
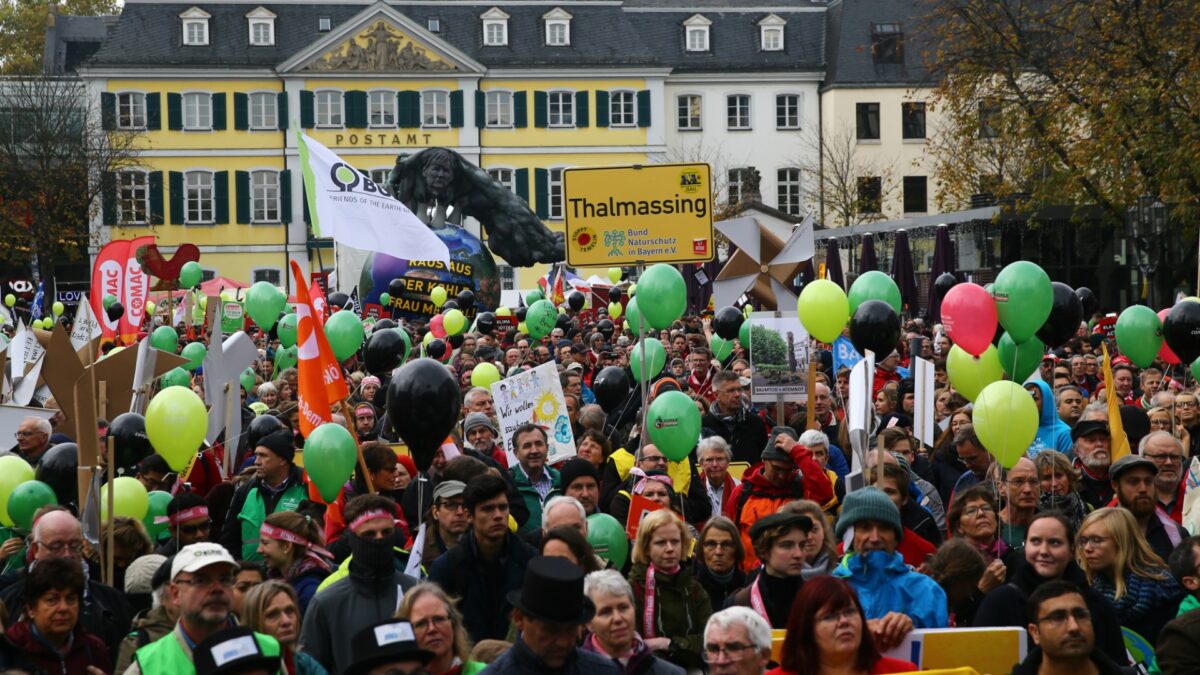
[1071,420,1113,510]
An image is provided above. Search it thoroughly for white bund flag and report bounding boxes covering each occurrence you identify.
[298,133,450,265]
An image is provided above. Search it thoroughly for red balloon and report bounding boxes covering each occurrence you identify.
[941,283,997,357]
[1158,308,1181,365]
[429,314,447,339]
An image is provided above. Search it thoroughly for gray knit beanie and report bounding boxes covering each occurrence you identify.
[834,487,903,541]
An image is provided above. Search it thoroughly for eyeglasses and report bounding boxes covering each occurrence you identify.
[963,504,995,518]
[14,430,44,439]
[1036,607,1091,627]
[38,540,84,555]
[702,643,756,662]
[175,574,235,588]
[641,456,667,465]
[436,500,468,512]
[1145,453,1183,463]
[412,614,451,632]
[179,521,212,536]
[1078,535,1110,548]
[816,607,859,624]
[1177,401,1198,409]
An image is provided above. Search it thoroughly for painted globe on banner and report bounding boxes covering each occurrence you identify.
[360,226,500,322]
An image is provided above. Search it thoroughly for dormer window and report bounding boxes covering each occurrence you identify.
[482,7,509,46]
[181,7,211,46]
[247,7,276,46]
[543,8,572,47]
[318,16,331,32]
[684,15,711,52]
[759,14,785,51]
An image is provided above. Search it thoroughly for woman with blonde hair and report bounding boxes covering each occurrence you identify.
[1076,507,1184,643]
[396,582,479,675]
[629,509,712,671]
[1032,450,1089,531]
[240,581,328,675]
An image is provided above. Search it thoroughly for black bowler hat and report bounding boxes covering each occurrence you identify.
[344,620,433,675]
[506,555,595,625]
[193,627,281,675]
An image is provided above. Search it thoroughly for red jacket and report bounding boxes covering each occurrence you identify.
[4,619,111,675]
[769,655,916,675]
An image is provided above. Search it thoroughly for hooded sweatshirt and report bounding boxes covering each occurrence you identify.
[1025,379,1073,457]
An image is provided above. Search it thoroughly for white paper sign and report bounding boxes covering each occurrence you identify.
[69,293,101,354]
[847,349,876,479]
[913,356,936,448]
[489,361,577,466]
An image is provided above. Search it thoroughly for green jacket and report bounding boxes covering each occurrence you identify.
[238,483,307,561]
[509,464,560,534]
[629,562,712,672]
[130,624,280,675]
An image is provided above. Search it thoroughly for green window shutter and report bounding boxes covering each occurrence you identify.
[534,168,549,219]
[101,93,116,130]
[575,91,589,128]
[515,168,529,203]
[345,91,367,128]
[214,171,229,224]
[637,90,651,128]
[101,172,116,225]
[235,170,250,224]
[148,171,164,224]
[233,93,248,130]
[280,170,292,223]
[474,90,485,128]
[277,92,289,130]
[167,93,183,130]
[211,93,226,130]
[450,90,464,128]
[300,90,314,129]
[169,171,184,224]
[302,183,310,225]
[514,92,528,128]
[397,91,420,128]
[534,91,548,128]
[145,93,161,130]
[595,91,609,128]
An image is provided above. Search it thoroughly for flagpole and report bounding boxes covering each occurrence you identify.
[339,398,376,493]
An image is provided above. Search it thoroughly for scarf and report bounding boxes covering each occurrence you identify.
[801,553,831,580]
[972,537,1009,565]
[1091,570,1184,624]
[347,532,396,585]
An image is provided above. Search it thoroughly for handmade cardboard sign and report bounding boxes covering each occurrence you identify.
[202,318,257,476]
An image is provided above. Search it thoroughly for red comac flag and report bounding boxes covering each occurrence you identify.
[291,260,349,436]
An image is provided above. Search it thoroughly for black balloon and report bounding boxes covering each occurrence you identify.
[457,289,475,308]
[1036,282,1084,348]
[476,311,496,335]
[1076,287,1098,318]
[713,306,744,341]
[387,358,461,471]
[426,338,448,360]
[442,300,459,312]
[374,319,397,331]
[108,413,151,469]
[1163,301,1200,364]
[515,306,528,322]
[365,329,406,374]
[247,414,285,449]
[933,273,958,300]
[849,300,901,358]
[593,366,630,413]
[328,292,349,309]
[609,288,623,305]
[596,319,615,338]
[387,278,406,298]
[106,301,125,322]
[567,291,585,312]
[447,333,464,349]
[36,443,78,507]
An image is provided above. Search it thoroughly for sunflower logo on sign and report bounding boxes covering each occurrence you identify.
[533,391,560,425]
[572,226,598,253]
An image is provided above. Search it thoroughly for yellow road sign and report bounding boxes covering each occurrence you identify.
[563,163,714,266]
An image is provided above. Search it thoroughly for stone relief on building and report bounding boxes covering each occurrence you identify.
[307,21,455,72]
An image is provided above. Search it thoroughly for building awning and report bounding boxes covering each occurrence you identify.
[822,206,1000,238]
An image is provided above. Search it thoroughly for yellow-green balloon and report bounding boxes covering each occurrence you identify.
[0,456,36,527]
[52,301,64,317]
[946,344,1002,402]
[443,309,467,336]
[431,286,448,308]
[496,306,513,317]
[145,386,208,471]
[973,380,1039,469]
[797,279,850,344]
[471,362,501,388]
[100,476,150,521]
[609,302,623,319]
[608,267,622,284]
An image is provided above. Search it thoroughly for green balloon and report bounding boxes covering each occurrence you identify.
[245,281,287,330]
[103,293,118,310]
[525,299,557,340]
[647,390,702,461]
[798,279,850,344]
[625,297,643,332]
[848,271,902,315]
[739,318,752,347]
[144,490,172,540]
[636,264,686,331]
[630,337,666,381]
[393,327,412,364]
[586,513,629,568]
[1192,357,1200,383]
[379,292,392,306]
[274,345,298,373]
[710,335,733,361]
[946,344,1003,403]
[305,423,358,502]
[997,332,1045,382]
[240,368,257,394]
[149,326,178,353]
[1115,305,1163,368]
[160,367,191,389]
[277,313,298,349]
[526,289,545,305]
[7,480,56,531]
[992,261,1052,344]
[178,261,203,289]
[180,342,207,371]
[326,310,365,362]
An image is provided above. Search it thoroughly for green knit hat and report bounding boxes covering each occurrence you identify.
[834,487,903,541]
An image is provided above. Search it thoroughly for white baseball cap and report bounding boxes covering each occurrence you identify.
[172,543,237,581]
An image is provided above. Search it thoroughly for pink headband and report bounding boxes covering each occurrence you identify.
[155,506,210,526]
[362,376,381,388]
[630,468,674,495]
[260,523,333,560]
[349,509,393,532]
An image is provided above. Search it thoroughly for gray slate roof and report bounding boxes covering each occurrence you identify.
[44,14,116,74]
[822,0,934,88]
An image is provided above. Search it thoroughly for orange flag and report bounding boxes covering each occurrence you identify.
[290,261,350,436]
[1102,343,1132,461]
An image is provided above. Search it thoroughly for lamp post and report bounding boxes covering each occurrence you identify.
[1126,192,1168,308]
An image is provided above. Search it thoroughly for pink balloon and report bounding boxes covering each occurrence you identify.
[429,314,447,339]
[1157,308,1181,364]
[941,283,997,357]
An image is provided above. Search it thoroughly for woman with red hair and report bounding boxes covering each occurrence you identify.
[768,576,915,675]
